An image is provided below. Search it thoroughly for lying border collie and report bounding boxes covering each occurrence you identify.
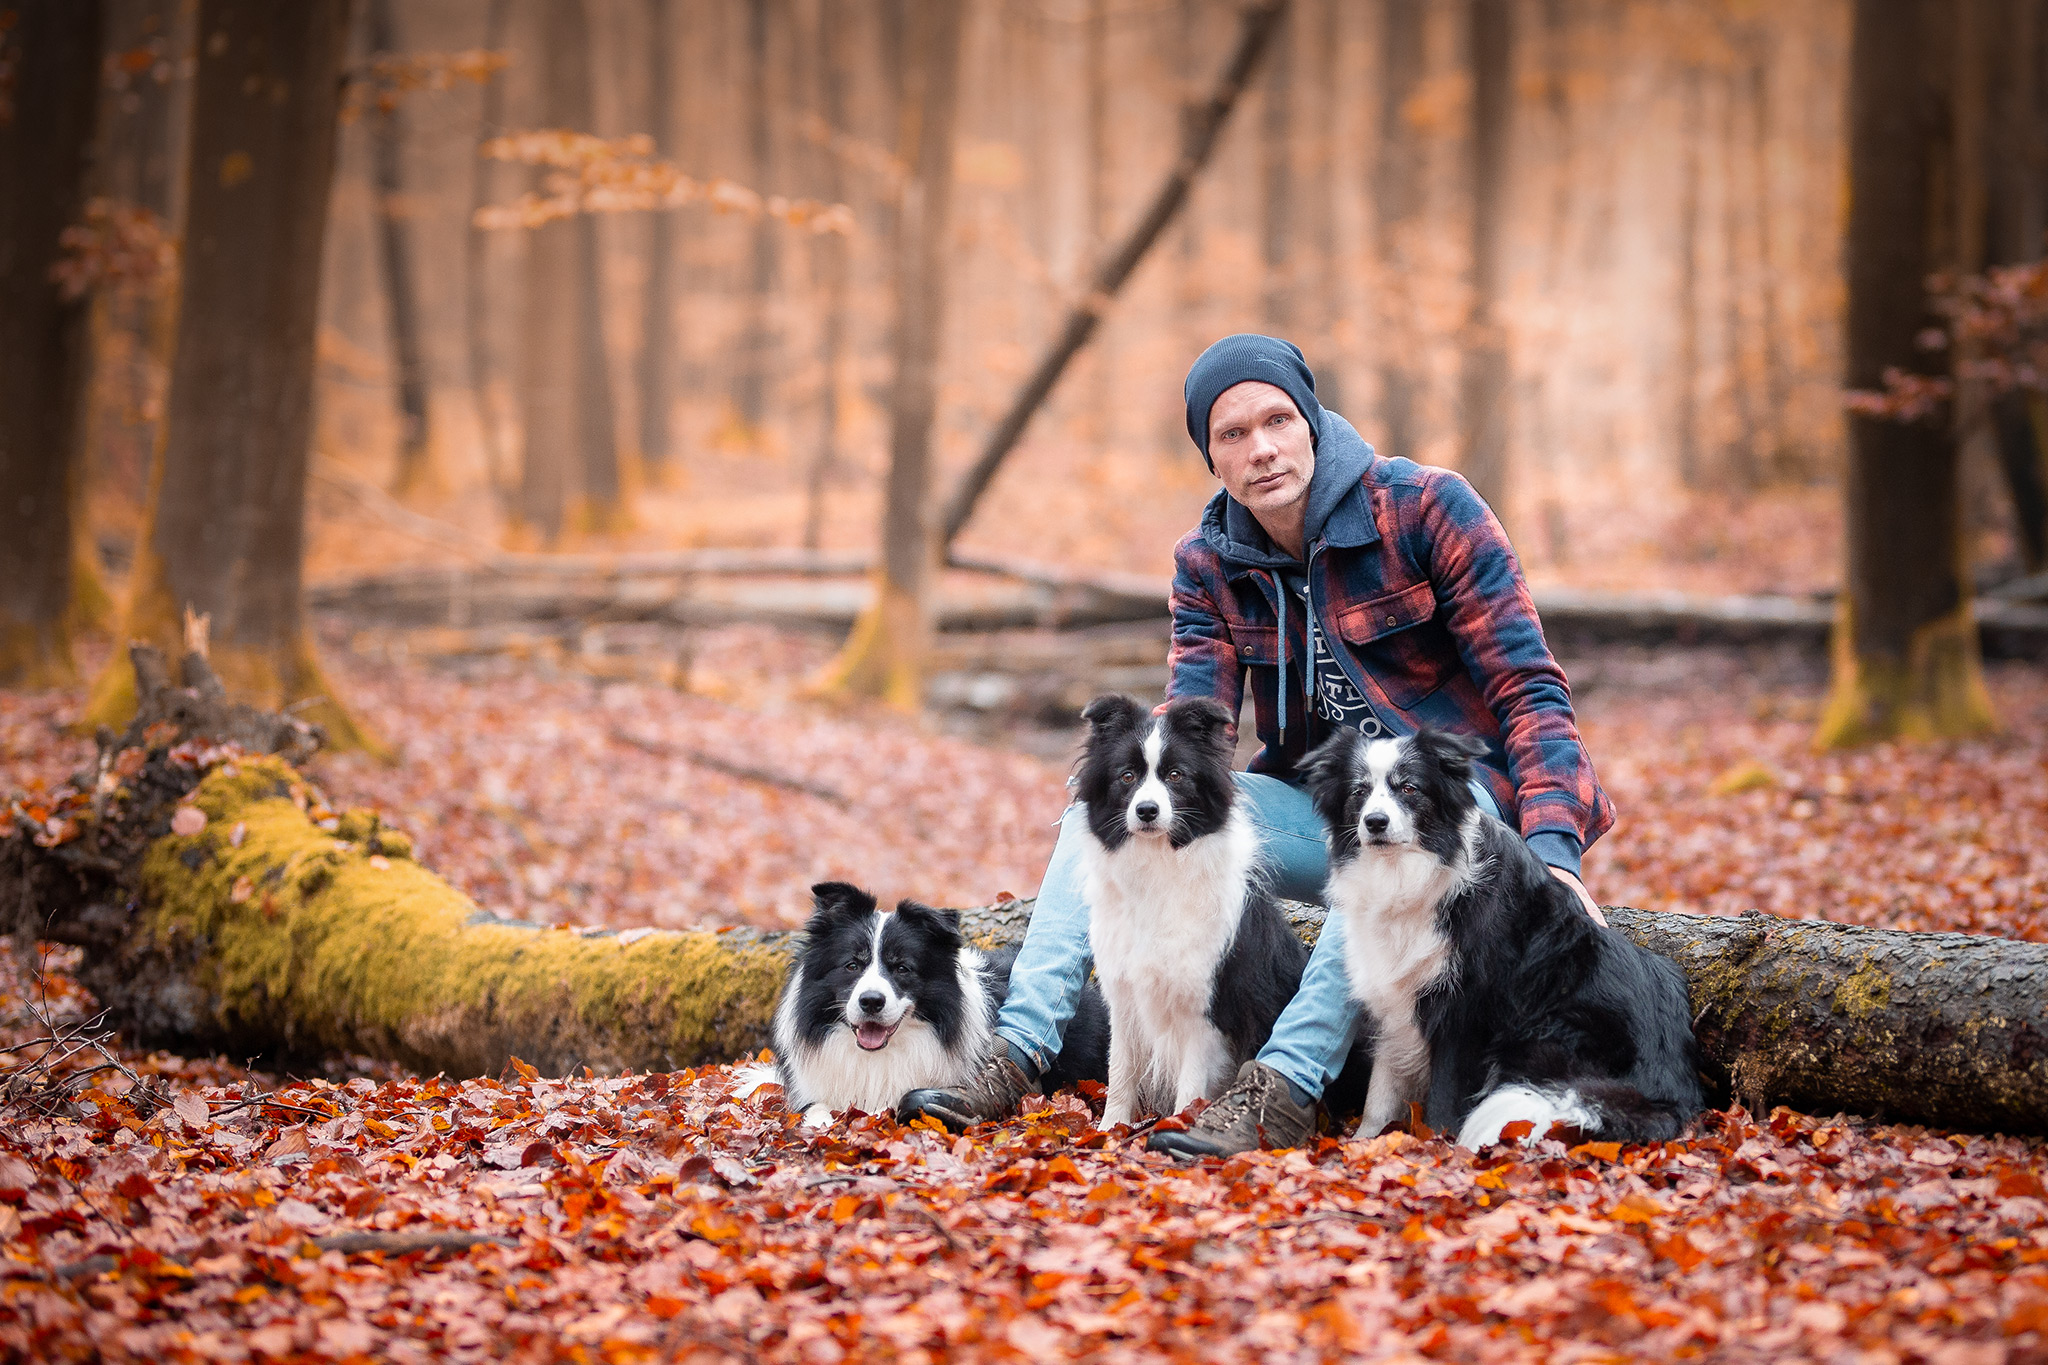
[760,882,1109,1125]
[1302,727,1702,1147]
[1075,694,1314,1128]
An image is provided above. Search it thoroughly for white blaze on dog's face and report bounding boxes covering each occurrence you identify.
[843,912,912,1050]
[1357,737,1420,848]
[1123,721,1176,837]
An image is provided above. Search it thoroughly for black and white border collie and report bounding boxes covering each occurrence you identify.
[759,882,1109,1126]
[1301,727,1703,1147]
[1075,694,1312,1128]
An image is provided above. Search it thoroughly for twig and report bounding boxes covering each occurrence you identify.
[893,1204,962,1253]
[311,1230,516,1256]
[607,730,851,808]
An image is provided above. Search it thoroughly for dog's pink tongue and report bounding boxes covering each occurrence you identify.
[855,1022,895,1051]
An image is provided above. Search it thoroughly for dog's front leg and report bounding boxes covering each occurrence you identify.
[1102,1021,1144,1129]
[1170,1028,1232,1115]
[1360,1012,1431,1136]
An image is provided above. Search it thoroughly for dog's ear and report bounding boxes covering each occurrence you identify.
[1166,695,1236,749]
[894,899,963,945]
[806,881,877,930]
[1080,693,1146,738]
[1298,728,1362,796]
[1413,728,1489,779]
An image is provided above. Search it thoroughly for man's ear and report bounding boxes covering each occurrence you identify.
[805,881,876,933]
[1080,693,1145,738]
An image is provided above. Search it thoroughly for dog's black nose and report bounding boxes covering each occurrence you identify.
[1363,812,1390,836]
[1134,800,1159,823]
[858,991,885,1015]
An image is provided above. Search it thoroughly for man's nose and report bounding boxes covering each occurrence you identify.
[1134,800,1160,823]
[858,990,885,1014]
[1363,811,1390,836]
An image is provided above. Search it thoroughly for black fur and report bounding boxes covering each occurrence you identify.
[1303,727,1704,1144]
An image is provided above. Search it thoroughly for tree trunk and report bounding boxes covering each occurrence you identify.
[516,0,622,542]
[1457,0,1510,512]
[1815,0,1999,748]
[465,0,513,506]
[801,0,850,551]
[1084,0,1113,440]
[937,0,1290,550]
[1373,0,1425,460]
[80,0,382,756]
[0,1,102,688]
[366,0,434,500]
[810,0,964,709]
[1259,1,1293,331]
[732,0,777,432]
[1674,65,1703,490]
[9,650,2045,1139]
[1985,0,2048,573]
[639,0,679,482]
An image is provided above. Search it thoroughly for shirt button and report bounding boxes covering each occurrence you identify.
[1385,614,1396,625]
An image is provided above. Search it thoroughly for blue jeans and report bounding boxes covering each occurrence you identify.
[996,773,1502,1101]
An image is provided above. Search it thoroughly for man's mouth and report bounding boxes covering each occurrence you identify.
[1251,471,1289,491]
[855,1021,898,1051]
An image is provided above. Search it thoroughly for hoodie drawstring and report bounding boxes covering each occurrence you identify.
[1275,576,1287,743]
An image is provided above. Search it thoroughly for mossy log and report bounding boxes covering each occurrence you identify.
[5,649,2045,1135]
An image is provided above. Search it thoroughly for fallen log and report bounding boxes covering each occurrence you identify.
[3,647,2042,1136]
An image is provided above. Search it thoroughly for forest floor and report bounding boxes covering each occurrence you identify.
[1,636,2045,1361]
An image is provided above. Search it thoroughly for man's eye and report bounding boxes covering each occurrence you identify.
[1269,413,1287,425]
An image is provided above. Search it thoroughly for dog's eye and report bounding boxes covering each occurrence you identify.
[1165,769,1183,782]
[1400,782,1419,795]
[1119,770,1136,785]
[844,957,864,971]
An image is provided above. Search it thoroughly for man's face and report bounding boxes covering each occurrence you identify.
[1207,381,1314,519]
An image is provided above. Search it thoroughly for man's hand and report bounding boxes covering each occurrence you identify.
[1548,866,1608,927]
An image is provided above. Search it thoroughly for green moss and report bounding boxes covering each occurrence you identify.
[140,757,790,1075]
[1832,961,1892,1019]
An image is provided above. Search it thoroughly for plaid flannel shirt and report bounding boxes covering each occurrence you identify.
[1165,452,1616,863]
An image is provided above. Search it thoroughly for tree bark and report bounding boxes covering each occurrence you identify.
[1458,0,1511,512]
[639,0,680,481]
[732,0,777,432]
[801,0,850,551]
[1985,0,2048,573]
[1373,0,1425,461]
[1816,0,1999,747]
[366,0,434,500]
[516,0,623,542]
[1674,65,1703,490]
[0,0,102,688]
[937,0,1290,550]
[1259,1,1293,331]
[465,0,513,506]
[80,0,381,755]
[8,652,2045,1137]
[811,0,964,708]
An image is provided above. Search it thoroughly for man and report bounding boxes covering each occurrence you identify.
[901,334,1614,1157]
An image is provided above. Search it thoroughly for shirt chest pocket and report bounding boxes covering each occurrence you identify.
[1332,581,1455,709]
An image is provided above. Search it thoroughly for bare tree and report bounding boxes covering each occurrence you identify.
[733,0,778,431]
[811,0,965,706]
[1458,0,1511,510]
[82,0,381,752]
[366,0,434,498]
[1984,0,2048,571]
[1815,0,1998,747]
[1373,0,1426,459]
[516,0,623,541]
[0,1,102,686]
[1260,2,1293,330]
[640,0,681,481]
[802,0,852,550]
[465,0,513,504]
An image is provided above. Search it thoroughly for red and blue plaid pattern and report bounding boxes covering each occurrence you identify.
[1165,455,1616,852]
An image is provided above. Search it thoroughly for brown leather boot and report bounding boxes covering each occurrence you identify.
[1145,1060,1315,1157]
[897,1052,1036,1133]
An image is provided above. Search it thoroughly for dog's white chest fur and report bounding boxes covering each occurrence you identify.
[1328,812,1482,1134]
[1083,806,1256,1124]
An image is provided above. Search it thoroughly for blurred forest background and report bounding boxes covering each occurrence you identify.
[61,0,1915,592]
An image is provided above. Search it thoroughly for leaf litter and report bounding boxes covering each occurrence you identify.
[1,639,2045,1358]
